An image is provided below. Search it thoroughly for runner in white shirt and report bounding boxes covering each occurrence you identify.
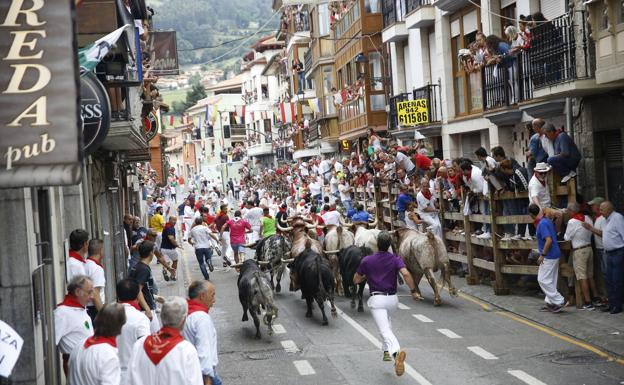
[528,162,563,232]
[321,207,342,227]
[183,281,221,385]
[67,229,90,282]
[416,181,442,239]
[54,275,94,376]
[69,303,126,385]
[244,201,264,243]
[128,297,203,385]
[116,279,151,384]
[85,239,106,321]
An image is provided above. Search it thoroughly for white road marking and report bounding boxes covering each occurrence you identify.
[398,302,411,310]
[412,314,434,323]
[272,324,286,334]
[293,360,316,376]
[281,340,299,353]
[467,346,498,360]
[336,305,433,385]
[508,370,548,385]
[436,329,462,339]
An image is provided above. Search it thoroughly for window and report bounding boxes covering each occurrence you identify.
[318,3,330,36]
[500,2,517,35]
[619,0,624,24]
[369,51,383,91]
[366,0,381,13]
[323,66,335,115]
[450,8,482,116]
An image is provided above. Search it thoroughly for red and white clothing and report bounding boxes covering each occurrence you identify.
[69,336,120,385]
[67,250,87,282]
[128,327,202,385]
[416,191,442,239]
[182,300,219,378]
[54,294,93,355]
[85,258,106,307]
[118,302,151,383]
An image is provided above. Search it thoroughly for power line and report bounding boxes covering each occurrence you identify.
[178,30,278,51]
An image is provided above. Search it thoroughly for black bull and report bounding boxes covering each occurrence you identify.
[339,245,371,312]
[254,234,291,292]
[288,249,337,325]
[237,260,278,339]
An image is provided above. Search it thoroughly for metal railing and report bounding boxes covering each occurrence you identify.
[304,49,312,76]
[383,0,408,27]
[230,124,246,137]
[481,11,593,111]
[335,1,360,38]
[339,96,366,121]
[388,93,410,129]
[413,83,442,123]
[406,0,431,14]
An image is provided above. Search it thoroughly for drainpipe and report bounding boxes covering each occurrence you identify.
[565,97,573,137]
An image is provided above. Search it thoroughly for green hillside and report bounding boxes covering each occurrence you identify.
[149,0,277,68]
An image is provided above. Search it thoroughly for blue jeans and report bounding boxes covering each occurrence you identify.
[597,248,608,296]
[195,248,213,280]
[547,155,580,177]
[342,199,353,213]
[398,211,405,222]
[606,247,624,311]
[211,369,223,385]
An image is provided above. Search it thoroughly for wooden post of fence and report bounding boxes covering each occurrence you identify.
[489,189,510,295]
[462,188,479,285]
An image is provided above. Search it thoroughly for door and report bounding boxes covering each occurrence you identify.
[602,130,624,210]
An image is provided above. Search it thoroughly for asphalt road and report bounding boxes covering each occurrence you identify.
[154,242,624,385]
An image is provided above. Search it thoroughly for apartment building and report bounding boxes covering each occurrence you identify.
[382,0,624,208]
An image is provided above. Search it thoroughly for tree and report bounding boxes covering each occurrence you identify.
[183,82,207,110]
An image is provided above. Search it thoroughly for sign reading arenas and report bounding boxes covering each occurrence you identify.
[0,0,82,187]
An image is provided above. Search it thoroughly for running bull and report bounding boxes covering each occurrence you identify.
[252,234,291,293]
[339,245,372,312]
[236,259,278,338]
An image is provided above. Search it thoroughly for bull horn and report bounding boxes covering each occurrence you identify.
[339,217,353,228]
[230,263,243,269]
[277,223,293,232]
[368,217,378,228]
[243,242,258,248]
[305,222,317,229]
[324,249,341,254]
[257,260,271,266]
[281,258,294,263]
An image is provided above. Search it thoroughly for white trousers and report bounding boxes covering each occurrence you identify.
[183,219,193,239]
[538,258,565,306]
[367,294,400,355]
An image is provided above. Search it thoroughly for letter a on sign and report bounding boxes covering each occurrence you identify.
[0,320,24,378]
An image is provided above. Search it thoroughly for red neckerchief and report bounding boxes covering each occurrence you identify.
[572,213,585,222]
[119,300,141,311]
[164,222,175,229]
[187,299,209,315]
[279,207,287,213]
[465,170,472,182]
[533,217,542,228]
[263,214,273,219]
[329,207,335,212]
[69,250,86,263]
[87,257,103,268]
[534,173,546,187]
[58,294,84,309]
[421,190,433,201]
[84,336,117,349]
[217,211,227,218]
[143,327,185,365]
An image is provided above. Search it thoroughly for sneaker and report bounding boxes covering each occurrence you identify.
[383,351,392,362]
[581,303,595,310]
[473,230,484,236]
[592,298,606,307]
[394,350,406,376]
[511,234,523,240]
[477,232,491,240]
[539,304,554,312]
[551,301,569,313]
[561,171,576,184]
[208,263,214,272]
[162,270,170,282]
[499,233,511,241]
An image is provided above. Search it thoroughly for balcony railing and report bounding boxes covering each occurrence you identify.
[382,0,407,28]
[406,0,432,14]
[482,11,592,111]
[335,1,360,38]
[304,49,312,76]
[388,93,410,129]
[413,84,442,124]
[230,124,246,138]
[339,96,366,121]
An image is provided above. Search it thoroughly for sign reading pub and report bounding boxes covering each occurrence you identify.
[0,0,82,187]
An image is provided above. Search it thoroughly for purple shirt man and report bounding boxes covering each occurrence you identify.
[357,251,406,294]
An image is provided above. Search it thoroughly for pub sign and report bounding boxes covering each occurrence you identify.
[0,0,82,187]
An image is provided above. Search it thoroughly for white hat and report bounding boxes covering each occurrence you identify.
[534,162,552,173]
[457,48,471,57]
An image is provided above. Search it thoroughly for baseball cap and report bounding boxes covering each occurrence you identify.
[587,197,605,205]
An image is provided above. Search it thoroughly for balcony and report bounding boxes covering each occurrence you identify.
[432,0,470,13]
[334,0,361,39]
[382,0,408,43]
[405,0,434,30]
[388,93,411,129]
[481,12,598,122]
[230,124,246,140]
[306,36,335,76]
[286,9,311,51]
[388,84,442,138]
[247,142,274,157]
[304,49,313,76]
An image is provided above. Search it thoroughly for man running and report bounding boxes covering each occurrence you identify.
[353,231,420,376]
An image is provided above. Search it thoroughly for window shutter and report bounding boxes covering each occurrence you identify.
[540,0,567,20]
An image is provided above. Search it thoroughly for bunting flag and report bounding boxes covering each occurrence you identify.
[250,111,255,122]
[78,24,131,73]
[308,98,321,113]
[169,115,174,126]
[260,111,268,120]
[279,102,296,123]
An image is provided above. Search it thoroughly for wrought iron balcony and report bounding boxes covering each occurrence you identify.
[406,0,431,14]
[388,93,410,129]
[382,0,408,28]
[413,84,441,124]
[482,11,593,111]
[304,49,312,76]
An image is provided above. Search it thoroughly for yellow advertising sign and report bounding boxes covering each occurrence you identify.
[396,99,429,127]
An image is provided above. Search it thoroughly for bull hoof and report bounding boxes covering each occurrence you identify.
[357,305,364,313]
[276,283,281,293]
[322,320,329,326]
[255,334,261,339]
[242,314,248,322]
[434,298,442,306]
[449,288,458,297]
[305,311,312,318]
[331,310,338,318]
[267,329,274,336]
[350,301,356,309]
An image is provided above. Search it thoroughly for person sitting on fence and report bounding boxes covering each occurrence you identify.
[564,202,600,310]
[544,123,581,184]
[476,147,504,192]
[528,162,564,234]
[525,121,547,176]
[405,202,424,231]
[416,179,442,239]
[460,160,490,239]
